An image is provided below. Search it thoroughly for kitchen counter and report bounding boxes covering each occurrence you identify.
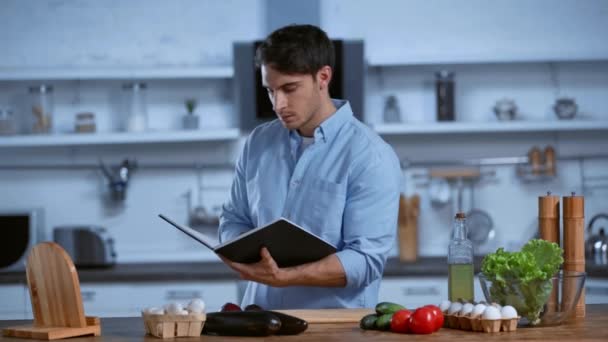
[1,304,607,341]
[2,257,608,284]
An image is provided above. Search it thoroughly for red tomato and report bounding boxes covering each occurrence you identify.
[424,305,444,331]
[409,307,436,334]
[390,309,412,334]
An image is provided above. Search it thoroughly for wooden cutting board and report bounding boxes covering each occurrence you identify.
[275,309,374,323]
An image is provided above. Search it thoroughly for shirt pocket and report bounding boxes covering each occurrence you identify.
[300,178,347,245]
[246,174,276,226]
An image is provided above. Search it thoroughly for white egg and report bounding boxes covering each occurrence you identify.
[490,302,502,310]
[472,304,487,317]
[177,309,189,315]
[460,303,474,316]
[501,305,518,319]
[448,302,463,315]
[187,298,206,314]
[439,300,451,313]
[482,306,502,320]
[143,307,164,315]
[165,302,184,314]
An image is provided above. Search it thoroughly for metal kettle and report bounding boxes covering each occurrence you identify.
[586,213,608,265]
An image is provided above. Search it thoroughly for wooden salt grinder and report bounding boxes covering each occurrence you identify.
[539,192,560,312]
[563,193,585,319]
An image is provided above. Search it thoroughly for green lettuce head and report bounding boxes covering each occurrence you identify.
[481,239,564,325]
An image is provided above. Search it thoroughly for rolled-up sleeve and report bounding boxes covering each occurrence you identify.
[336,148,401,289]
[219,138,254,243]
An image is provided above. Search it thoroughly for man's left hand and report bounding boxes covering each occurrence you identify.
[220,247,289,287]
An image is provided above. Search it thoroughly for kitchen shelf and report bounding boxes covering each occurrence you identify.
[367,55,608,68]
[0,129,240,147]
[373,120,608,135]
[0,66,233,81]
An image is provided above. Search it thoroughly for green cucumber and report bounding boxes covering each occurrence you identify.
[375,313,393,330]
[359,313,378,330]
[375,302,405,315]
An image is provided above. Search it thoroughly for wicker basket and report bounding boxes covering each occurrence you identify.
[142,313,206,338]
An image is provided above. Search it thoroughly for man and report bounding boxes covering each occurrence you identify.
[219,24,401,309]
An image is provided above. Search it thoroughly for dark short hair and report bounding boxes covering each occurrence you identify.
[255,24,334,78]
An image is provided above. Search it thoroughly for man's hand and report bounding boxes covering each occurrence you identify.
[220,247,289,287]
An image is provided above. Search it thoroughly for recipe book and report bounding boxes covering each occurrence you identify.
[158,214,337,268]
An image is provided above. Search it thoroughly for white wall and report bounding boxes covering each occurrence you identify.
[321,0,608,64]
[1,0,607,262]
[1,0,265,68]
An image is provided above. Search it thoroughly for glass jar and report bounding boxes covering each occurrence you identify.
[435,70,455,121]
[74,112,96,133]
[122,82,148,132]
[0,107,17,135]
[27,84,54,134]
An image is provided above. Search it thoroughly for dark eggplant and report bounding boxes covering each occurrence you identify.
[202,311,281,336]
[267,311,308,335]
[244,304,263,311]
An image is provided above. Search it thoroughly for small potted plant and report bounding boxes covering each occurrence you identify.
[183,98,199,130]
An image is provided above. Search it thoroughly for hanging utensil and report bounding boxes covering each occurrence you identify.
[465,179,495,246]
[586,213,608,265]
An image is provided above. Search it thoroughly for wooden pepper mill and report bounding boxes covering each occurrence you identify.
[398,194,420,262]
[538,191,560,312]
[563,192,585,319]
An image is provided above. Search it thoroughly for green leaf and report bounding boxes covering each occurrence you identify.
[481,239,564,324]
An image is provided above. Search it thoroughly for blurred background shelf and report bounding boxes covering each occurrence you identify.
[0,66,234,81]
[0,128,240,147]
[373,120,608,135]
[367,56,608,68]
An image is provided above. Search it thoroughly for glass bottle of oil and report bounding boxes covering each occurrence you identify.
[448,212,474,302]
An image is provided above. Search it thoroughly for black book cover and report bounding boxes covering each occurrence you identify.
[158,214,337,268]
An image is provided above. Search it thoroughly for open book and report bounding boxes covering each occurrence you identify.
[158,214,337,268]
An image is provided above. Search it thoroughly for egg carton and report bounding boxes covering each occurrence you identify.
[443,313,519,333]
[142,312,206,338]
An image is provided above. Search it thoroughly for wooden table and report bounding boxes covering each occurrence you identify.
[2,305,608,341]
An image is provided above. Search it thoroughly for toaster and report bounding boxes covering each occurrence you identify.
[53,225,117,268]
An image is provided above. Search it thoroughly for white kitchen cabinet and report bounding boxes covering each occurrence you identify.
[0,284,26,320]
[380,276,486,308]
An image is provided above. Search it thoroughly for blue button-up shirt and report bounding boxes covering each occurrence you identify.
[219,99,401,309]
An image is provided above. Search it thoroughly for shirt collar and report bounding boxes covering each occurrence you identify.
[288,99,352,145]
[315,99,352,143]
